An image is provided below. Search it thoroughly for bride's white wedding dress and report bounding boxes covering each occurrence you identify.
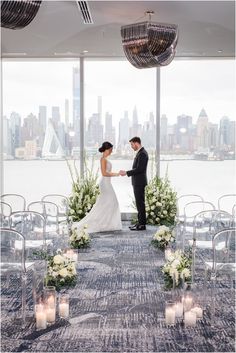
[72,159,122,233]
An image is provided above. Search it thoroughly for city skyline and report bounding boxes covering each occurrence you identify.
[2,60,235,126]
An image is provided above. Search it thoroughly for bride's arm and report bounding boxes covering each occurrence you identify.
[100,158,119,177]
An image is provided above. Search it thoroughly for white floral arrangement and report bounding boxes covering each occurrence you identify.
[162,249,191,289]
[70,225,91,249]
[145,175,177,226]
[45,250,77,291]
[66,158,100,222]
[152,225,175,250]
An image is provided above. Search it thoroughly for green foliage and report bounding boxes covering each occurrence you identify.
[66,157,100,222]
[145,174,177,226]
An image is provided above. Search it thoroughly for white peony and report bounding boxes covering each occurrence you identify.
[59,268,68,278]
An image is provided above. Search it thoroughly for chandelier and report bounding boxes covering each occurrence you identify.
[1,0,42,30]
[121,12,178,69]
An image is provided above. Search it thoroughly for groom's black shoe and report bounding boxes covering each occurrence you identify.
[129,224,138,230]
[130,224,146,231]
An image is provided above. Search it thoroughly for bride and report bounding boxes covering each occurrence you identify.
[72,141,122,233]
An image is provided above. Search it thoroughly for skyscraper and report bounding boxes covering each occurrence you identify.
[161,114,168,150]
[105,112,115,145]
[98,96,102,124]
[118,111,130,147]
[65,99,69,133]
[10,112,21,156]
[52,106,60,125]
[219,116,231,147]
[38,105,47,131]
[73,66,80,146]
[196,108,209,150]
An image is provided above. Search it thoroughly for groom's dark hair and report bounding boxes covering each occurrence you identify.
[129,136,141,144]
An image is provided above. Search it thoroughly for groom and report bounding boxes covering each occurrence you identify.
[120,137,149,231]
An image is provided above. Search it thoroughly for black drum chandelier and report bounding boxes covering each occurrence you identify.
[121,12,178,69]
[1,0,42,30]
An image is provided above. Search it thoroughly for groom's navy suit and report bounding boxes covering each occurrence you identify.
[127,147,149,226]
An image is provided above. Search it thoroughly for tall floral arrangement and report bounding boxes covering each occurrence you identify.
[66,157,100,222]
[145,167,177,226]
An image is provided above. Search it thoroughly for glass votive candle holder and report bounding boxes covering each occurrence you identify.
[191,303,203,320]
[165,301,176,326]
[59,293,70,319]
[184,310,197,327]
[44,286,56,324]
[174,300,184,319]
[35,302,47,330]
[64,248,78,262]
[183,293,194,312]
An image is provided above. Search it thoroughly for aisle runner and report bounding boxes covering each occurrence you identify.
[1,223,235,352]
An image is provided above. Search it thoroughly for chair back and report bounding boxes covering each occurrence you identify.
[1,194,26,212]
[218,194,236,214]
[10,211,46,251]
[0,201,12,227]
[42,194,68,218]
[177,194,204,218]
[28,201,59,233]
[212,228,236,273]
[193,210,232,240]
[0,228,26,272]
[184,201,215,220]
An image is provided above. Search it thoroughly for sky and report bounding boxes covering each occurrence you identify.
[2,59,235,128]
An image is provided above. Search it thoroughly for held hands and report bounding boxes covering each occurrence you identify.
[119,170,126,176]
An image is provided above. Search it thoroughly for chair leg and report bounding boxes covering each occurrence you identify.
[210,273,217,326]
[21,273,27,324]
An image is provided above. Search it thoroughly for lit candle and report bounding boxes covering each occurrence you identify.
[165,307,176,325]
[165,248,172,261]
[65,249,77,262]
[191,306,203,319]
[183,295,193,312]
[46,306,56,323]
[35,304,47,330]
[175,301,184,318]
[47,295,55,306]
[59,302,69,318]
[184,310,197,327]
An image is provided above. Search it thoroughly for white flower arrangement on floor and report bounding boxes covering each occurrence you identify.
[70,225,91,249]
[162,249,191,289]
[43,250,77,291]
[151,225,175,250]
[66,158,100,222]
[145,174,177,226]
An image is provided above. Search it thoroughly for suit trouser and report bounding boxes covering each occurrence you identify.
[133,184,146,225]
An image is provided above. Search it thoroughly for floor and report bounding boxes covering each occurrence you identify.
[1,223,235,352]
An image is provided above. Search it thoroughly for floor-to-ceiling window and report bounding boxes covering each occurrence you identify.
[160,59,235,207]
[2,60,80,204]
[84,60,156,212]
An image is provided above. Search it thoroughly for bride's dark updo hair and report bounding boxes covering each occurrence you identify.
[98,141,113,153]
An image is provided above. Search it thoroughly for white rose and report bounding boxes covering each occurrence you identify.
[59,268,68,278]
[163,210,167,215]
[151,206,155,210]
[171,259,180,268]
[180,268,190,279]
[53,254,64,265]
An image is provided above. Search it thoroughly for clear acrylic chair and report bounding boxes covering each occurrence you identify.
[176,194,204,247]
[231,204,236,227]
[0,201,12,227]
[41,194,69,235]
[1,194,26,228]
[203,228,236,323]
[9,211,49,257]
[27,201,60,242]
[182,201,215,249]
[1,193,26,212]
[190,210,232,282]
[0,228,35,323]
[218,194,236,213]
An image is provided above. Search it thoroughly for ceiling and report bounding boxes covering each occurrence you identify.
[1,0,235,59]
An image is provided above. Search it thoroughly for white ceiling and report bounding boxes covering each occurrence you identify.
[1,0,235,58]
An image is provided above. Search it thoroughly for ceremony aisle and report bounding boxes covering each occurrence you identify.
[1,222,235,352]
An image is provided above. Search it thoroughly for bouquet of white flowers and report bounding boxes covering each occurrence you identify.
[66,158,100,222]
[145,174,177,226]
[43,250,77,291]
[70,225,91,249]
[162,249,191,289]
[152,225,175,250]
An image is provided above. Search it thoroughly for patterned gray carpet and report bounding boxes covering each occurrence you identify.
[1,223,235,352]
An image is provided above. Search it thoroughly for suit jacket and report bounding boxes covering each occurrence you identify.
[126,147,149,186]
